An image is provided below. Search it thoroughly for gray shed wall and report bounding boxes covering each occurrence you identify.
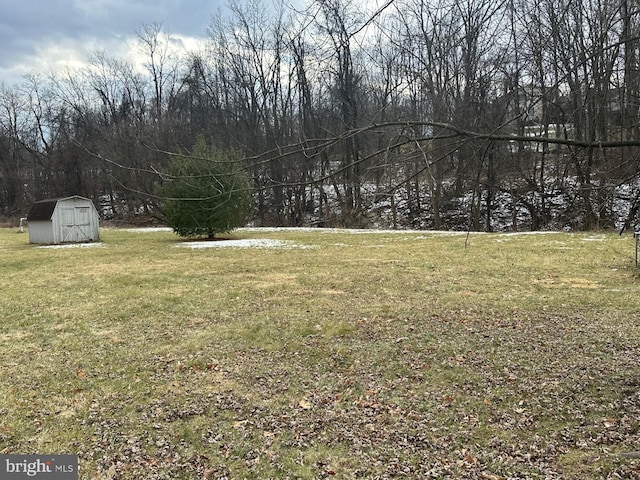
[28,197,100,244]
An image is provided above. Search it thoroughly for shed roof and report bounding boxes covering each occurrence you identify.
[27,199,58,221]
[26,196,93,221]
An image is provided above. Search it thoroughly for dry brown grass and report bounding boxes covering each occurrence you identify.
[1,227,640,479]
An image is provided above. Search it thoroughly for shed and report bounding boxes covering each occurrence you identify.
[27,196,100,244]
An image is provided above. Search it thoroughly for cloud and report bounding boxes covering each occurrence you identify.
[0,0,218,86]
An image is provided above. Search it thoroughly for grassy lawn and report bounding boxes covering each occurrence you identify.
[1,227,640,479]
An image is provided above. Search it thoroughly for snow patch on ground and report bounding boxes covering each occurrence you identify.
[178,239,317,249]
[38,242,104,249]
[497,231,559,236]
[122,226,582,237]
[241,227,467,235]
[122,227,173,233]
[581,235,607,242]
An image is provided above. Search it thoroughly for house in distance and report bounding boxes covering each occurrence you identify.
[26,196,100,245]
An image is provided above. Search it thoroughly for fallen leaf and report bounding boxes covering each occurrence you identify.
[464,453,478,464]
[442,394,455,405]
[233,420,249,429]
[480,473,505,480]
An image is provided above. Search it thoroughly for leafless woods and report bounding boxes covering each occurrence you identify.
[1,0,640,230]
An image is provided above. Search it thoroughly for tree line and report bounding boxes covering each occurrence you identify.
[2,0,640,231]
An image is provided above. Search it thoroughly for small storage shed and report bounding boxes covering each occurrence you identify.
[27,196,100,244]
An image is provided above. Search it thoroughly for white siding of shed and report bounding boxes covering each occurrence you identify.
[28,196,100,244]
[54,199,99,243]
[28,221,55,244]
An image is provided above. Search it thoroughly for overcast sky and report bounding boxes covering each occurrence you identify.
[0,0,227,87]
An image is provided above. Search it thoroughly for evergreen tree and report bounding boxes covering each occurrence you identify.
[160,141,253,238]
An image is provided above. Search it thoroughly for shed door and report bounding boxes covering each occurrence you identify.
[60,206,92,242]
